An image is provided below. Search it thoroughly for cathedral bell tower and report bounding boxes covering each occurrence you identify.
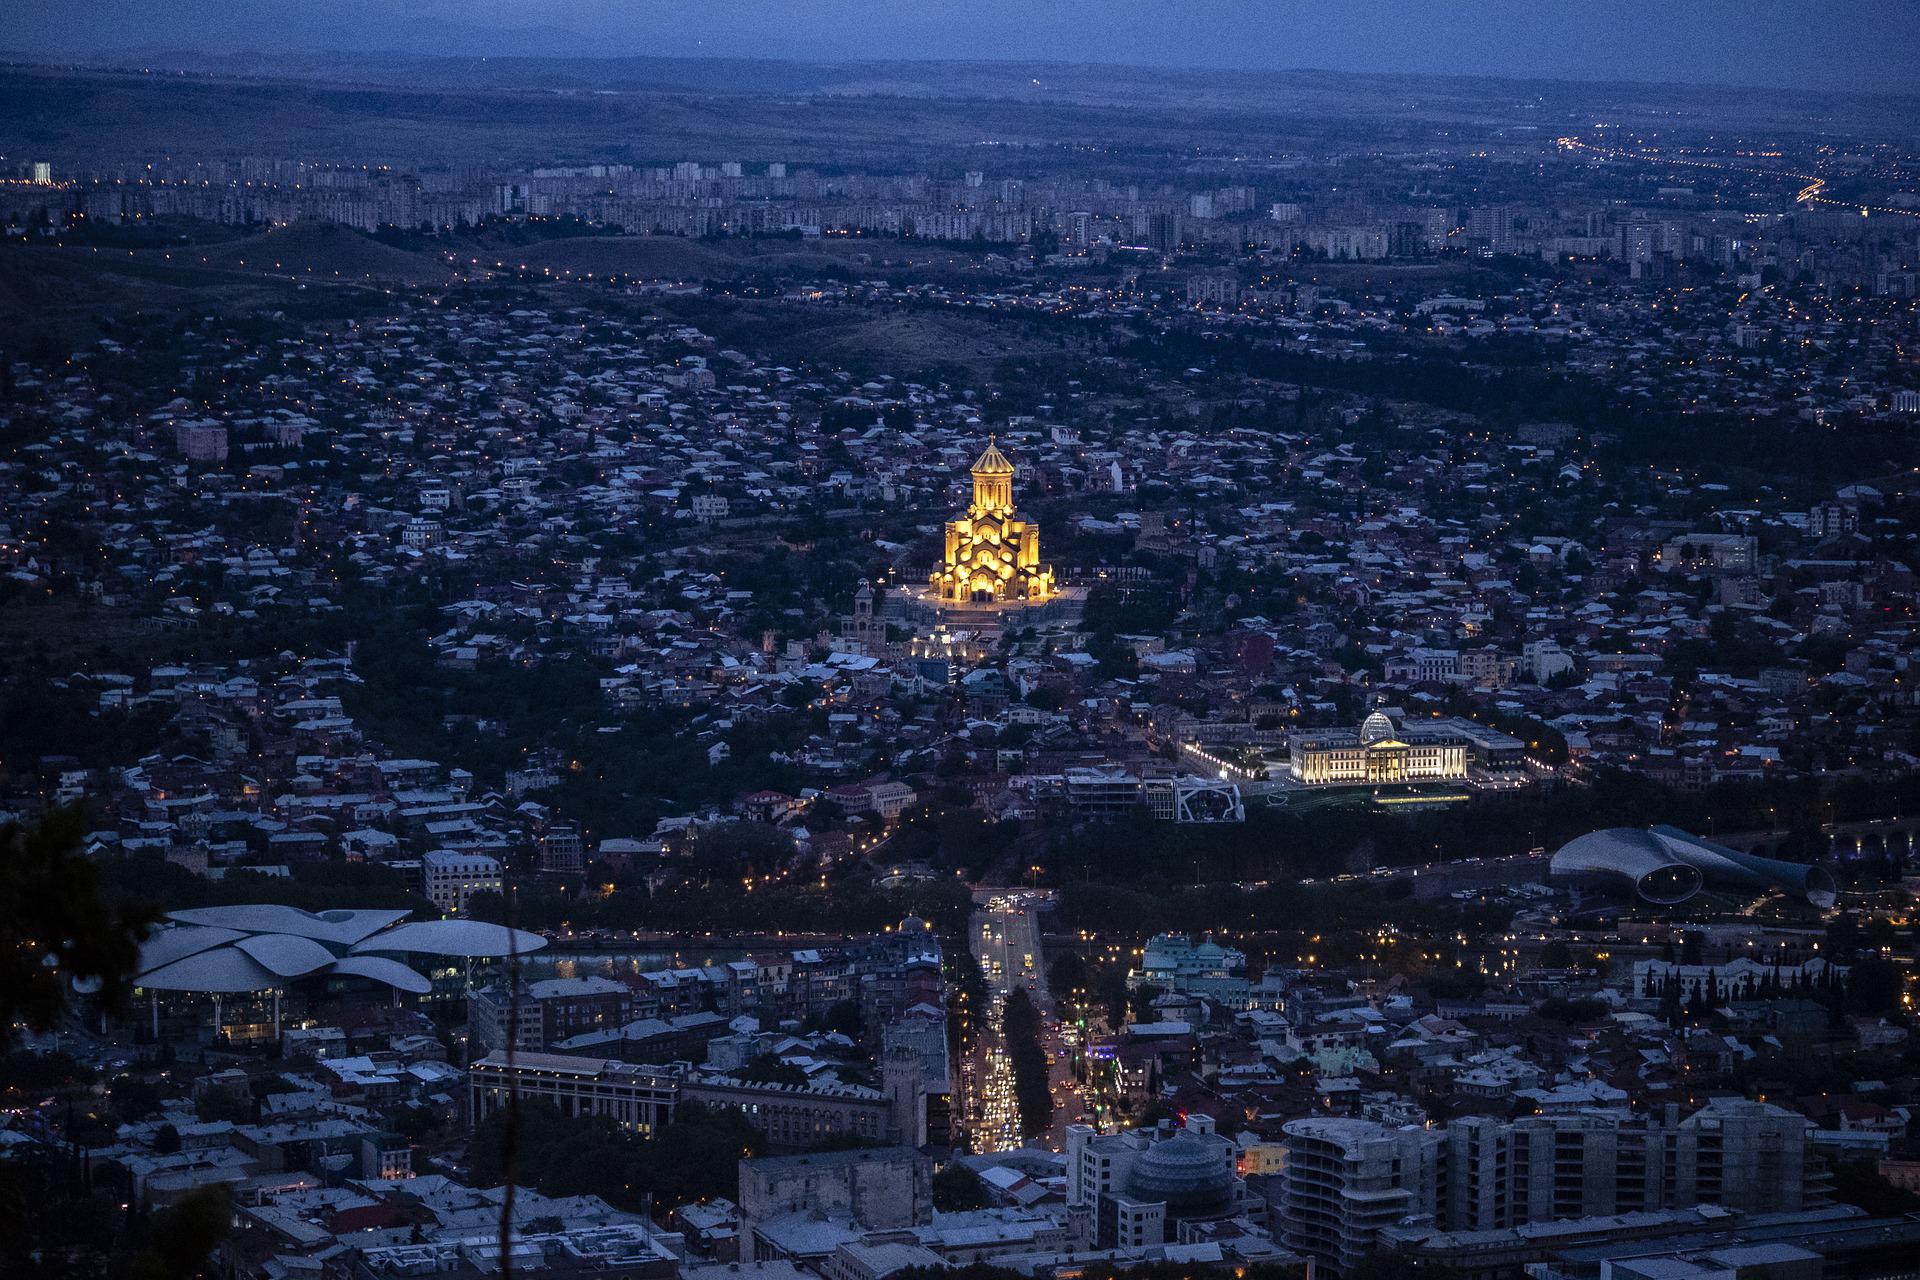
[969,434,1016,516]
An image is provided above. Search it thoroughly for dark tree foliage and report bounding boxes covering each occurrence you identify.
[1038,768,1919,898]
[469,866,974,937]
[933,1162,988,1212]
[1844,957,1903,1015]
[1000,988,1054,1140]
[1051,878,1517,942]
[101,854,429,916]
[1535,997,1610,1024]
[467,1100,763,1211]
[1050,950,1132,1032]
[109,1075,164,1121]
[0,806,160,1050]
[734,1053,809,1088]
[0,1050,96,1097]
[0,1151,124,1278]
[948,949,991,1053]
[1830,1159,1920,1217]
[126,1186,234,1280]
[813,999,865,1039]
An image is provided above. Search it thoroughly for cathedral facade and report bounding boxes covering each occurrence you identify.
[930,437,1055,604]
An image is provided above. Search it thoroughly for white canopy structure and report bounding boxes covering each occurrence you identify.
[163,905,410,945]
[347,918,546,959]
[126,905,550,1038]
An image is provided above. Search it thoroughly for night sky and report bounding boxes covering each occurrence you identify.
[8,0,1919,94]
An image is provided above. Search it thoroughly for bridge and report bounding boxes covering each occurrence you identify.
[1711,815,1920,863]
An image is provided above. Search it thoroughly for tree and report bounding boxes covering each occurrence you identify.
[468,1100,763,1212]
[816,999,864,1039]
[1830,1159,1920,1216]
[196,1088,254,1126]
[735,1053,809,1088]
[0,1050,95,1096]
[1536,997,1608,1024]
[1128,983,1165,1025]
[1000,988,1055,1140]
[127,1185,232,1280]
[111,1075,164,1122]
[1845,957,1902,1015]
[933,1162,988,1211]
[0,807,161,1051]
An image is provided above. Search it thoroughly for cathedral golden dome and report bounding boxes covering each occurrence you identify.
[970,434,1016,476]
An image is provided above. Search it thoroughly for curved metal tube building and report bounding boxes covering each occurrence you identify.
[1549,825,1835,908]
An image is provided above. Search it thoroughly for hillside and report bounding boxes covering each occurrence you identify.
[167,223,456,285]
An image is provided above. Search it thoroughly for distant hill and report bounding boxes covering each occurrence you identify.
[175,223,455,285]
[504,236,741,282]
[4,60,1915,173]
[0,244,327,352]
[30,52,1920,119]
[509,235,860,282]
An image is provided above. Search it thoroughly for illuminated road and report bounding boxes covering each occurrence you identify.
[1556,136,1919,220]
[964,889,1084,1152]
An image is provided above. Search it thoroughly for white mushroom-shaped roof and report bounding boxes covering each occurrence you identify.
[328,955,433,994]
[130,907,545,993]
[348,919,547,959]
[137,924,246,974]
[232,933,338,979]
[138,946,282,993]
[166,906,410,945]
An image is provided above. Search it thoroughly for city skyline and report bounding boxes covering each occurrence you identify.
[4,12,1920,1280]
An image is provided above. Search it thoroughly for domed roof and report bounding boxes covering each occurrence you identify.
[1360,709,1397,743]
[970,435,1015,476]
[1126,1132,1235,1215]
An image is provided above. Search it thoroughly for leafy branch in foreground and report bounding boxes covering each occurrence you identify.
[1,805,160,1050]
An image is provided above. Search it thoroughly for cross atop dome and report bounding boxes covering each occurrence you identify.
[971,433,1015,476]
[967,434,1017,517]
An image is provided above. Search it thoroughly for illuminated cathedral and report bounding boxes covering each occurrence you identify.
[931,436,1055,605]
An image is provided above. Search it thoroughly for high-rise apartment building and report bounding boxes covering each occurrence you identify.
[1279,1118,1444,1276]
[1283,1102,1815,1276]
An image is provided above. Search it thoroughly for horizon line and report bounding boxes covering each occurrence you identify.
[5,48,1919,107]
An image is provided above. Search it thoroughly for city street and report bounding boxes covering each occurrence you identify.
[964,889,1085,1152]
